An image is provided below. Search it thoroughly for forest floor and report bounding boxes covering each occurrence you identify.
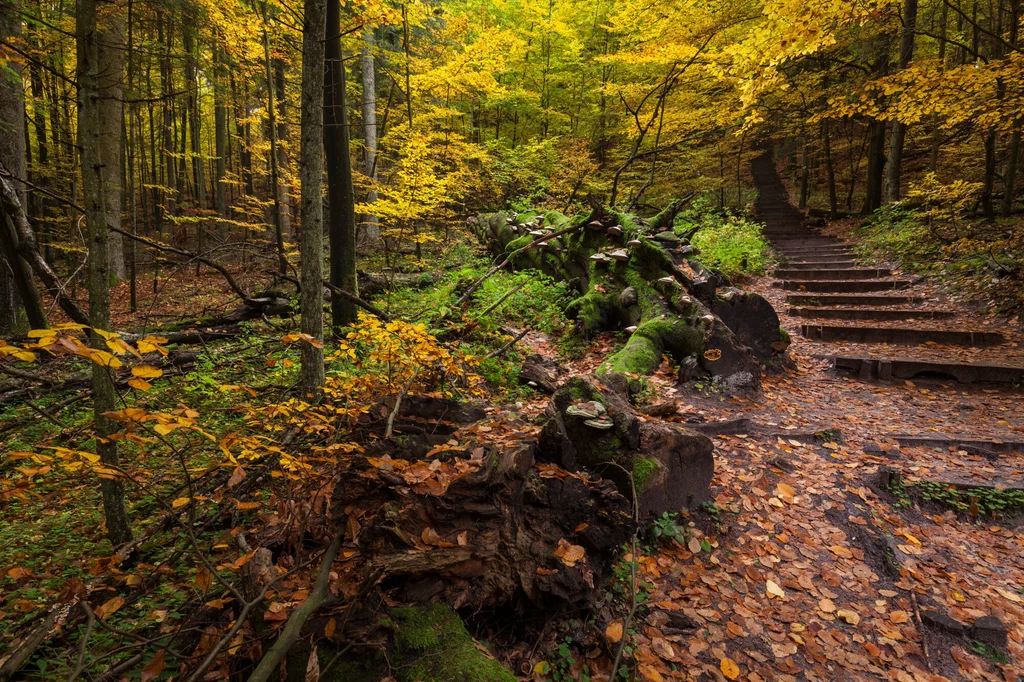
[3,216,1024,681]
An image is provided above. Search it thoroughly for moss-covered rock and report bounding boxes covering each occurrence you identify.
[387,605,516,682]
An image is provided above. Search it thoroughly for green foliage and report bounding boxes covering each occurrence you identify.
[971,639,1009,664]
[650,511,685,545]
[684,200,773,278]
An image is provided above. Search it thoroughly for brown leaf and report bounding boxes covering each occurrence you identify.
[720,657,740,680]
[195,566,213,594]
[228,466,246,488]
[305,644,320,682]
[141,650,166,682]
[324,618,337,638]
[94,596,125,619]
[889,610,909,624]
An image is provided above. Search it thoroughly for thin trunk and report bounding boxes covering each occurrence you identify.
[883,0,918,203]
[402,3,420,260]
[263,24,288,275]
[799,135,810,209]
[274,57,292,237]
[930,2,949,172]
[360,29,379,250]
[299,0,326,394]
[77,0,132,546]
[863,120,886,214]
[1002,126,1021,216]
[326,0,357,330]
[823,119,838,218]
[214,45,229,237]
[982,127,997,220]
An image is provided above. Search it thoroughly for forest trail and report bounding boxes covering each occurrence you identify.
[593,155,1024,681]
[751,152,1024,384]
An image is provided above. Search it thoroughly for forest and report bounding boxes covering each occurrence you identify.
[1,0,1023,680]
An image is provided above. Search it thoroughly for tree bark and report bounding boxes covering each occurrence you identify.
[0,0,48,331]
[298,0,326,395]
[883,0,918,204]
[263,25,288,275]
[325,0,357,331]
[360,29,380,250]
[77,0,132,546]
[274,57,293,238]
[214,44,229,237]
[822,119,838,218]
[863,120,887,215]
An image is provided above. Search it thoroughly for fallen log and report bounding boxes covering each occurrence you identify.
[472,205,784,385]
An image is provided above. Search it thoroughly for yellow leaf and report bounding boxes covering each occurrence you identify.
[720,657,740,680]
[606,620,623,643]
[766,580,785,598]
[172,497,191,509]
[128,378,153,391]
[132,365,163,379]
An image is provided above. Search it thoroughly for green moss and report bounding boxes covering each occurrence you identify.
[779,326,790,342]
[632,456,658,492]
[389,605,516,682]
[600,333,661,374]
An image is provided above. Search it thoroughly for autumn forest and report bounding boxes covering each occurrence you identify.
[1,0,1024,680]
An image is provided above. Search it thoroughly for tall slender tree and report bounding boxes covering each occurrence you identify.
[77,0,131,545]
[299,0,326,393]
[325,0,357,331]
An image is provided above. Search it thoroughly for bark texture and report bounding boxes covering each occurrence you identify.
[78,0,131,545]
[298,0,326,394]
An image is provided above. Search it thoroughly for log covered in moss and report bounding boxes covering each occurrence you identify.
[471,203,783,385]
[537,374,714,522]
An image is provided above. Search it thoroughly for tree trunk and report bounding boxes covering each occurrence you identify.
[883,0,918,204]
[274,58,293,238]
[77,0,132,546]
[1002,125,1021,217]
[982,128,997,220]
[183,27,206,209]
[263,26,288,275]
[798,136,809,209]
[325,0,357,331]
[823,119,838,219]
[863,120,886,215]
[214,45,229,237]
[298,0,326,395]
[0,0,48,332]
[360,29,380,250]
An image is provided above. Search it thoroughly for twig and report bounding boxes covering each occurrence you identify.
[485,328,531,359]
[910,591,930,671]
[244,535,345,682]
[476,278,530,319]
[66,603,97,682]
[385,367,420,440]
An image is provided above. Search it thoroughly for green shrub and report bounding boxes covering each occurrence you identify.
[687,207,772,279]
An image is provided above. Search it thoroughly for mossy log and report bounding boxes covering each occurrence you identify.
[537,374,714,523]
[471,204,782,385]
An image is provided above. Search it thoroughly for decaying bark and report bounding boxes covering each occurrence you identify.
[471,204,782,387]
[333,397,636,613]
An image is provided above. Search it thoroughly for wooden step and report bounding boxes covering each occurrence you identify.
[803,324,1004,347]
[890,434,1024,455]
[781,261,859,270]
[774,268,891,280]
[834,355,1024,384]
[786,294,926,306]
[778,279,912,293]
[783,256,859,265]
[789,307,956,321]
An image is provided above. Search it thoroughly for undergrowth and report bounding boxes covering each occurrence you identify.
[678,199,774,279]
[857,175,1024,314]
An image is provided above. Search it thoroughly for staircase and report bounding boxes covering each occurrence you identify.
[751,151,1024,385]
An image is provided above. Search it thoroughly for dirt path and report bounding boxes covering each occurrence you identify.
[575,156,1024,681]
